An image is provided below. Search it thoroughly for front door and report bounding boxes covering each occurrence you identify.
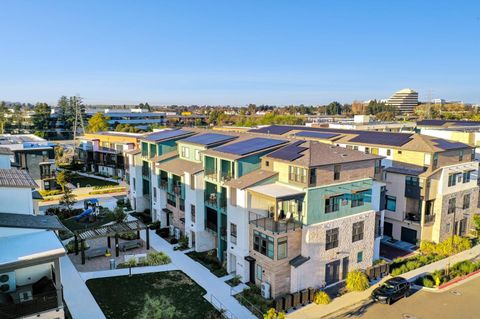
[325,260,341,285]
[384,222,393,238]
[401,227,417,245]
[342,257,349,280]
[248,259,255,283]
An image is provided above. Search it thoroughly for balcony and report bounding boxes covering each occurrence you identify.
[404,212,421,224]
[206,220,218,234]
[424,214,435,224]
[0,284,62,319]
[205,171,218,182]
[249,212,302,234]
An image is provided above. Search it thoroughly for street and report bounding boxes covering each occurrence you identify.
[333,275,480,319]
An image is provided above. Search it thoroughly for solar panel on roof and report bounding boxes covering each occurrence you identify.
[294,131,340,139]
[267,142,307,161]
[249,125,293,135]
[181,133,236,146]
[350,132,412,146]
[432,139,467,150]
[143,129,191,142]
[214,137,287,155]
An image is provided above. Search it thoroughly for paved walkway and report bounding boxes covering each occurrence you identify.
[140,229,256,319]
[80,263,178,281]
[288,244,480,319]
[60,256,106,319]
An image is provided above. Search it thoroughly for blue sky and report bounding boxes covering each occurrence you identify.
[0,1,479,105]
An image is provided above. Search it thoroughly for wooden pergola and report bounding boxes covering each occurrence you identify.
[73,220,150,264]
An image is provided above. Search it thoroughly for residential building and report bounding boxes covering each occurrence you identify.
[326,115,416,132]
[250,125,479,245]
[0,134,56,190]
[385,88,419,113]
[77,131,144,178]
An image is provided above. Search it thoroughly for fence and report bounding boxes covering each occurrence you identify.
[209,295,239,319]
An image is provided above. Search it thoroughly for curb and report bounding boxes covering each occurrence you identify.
[412,269,480,293]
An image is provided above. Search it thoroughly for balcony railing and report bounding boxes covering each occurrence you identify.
[424,214,435,224]
[404,212,421,224]
[205,171,218,181]
[249,212,302,233]
[206,220,218,233]
[0,288,62,319]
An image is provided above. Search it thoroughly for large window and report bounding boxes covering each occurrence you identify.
[325,195,342,213]
[463,170,473,183]
[194,149,201,161]
[463,194,470,209]
[230,223,237,244]
[448,197,456,214]
[448,173,461,187]
[153,187,157,202]
[352,221,364,242]
[181,146,190,158]
[289,166,307,183]
[459,150,464,161]
[141,142,148,157]
[277,237,288,260]
[351,191,367,208]
[326,228,339,250]
[167,193,176,207]
[253,231,274,259]
[386,195,396,212]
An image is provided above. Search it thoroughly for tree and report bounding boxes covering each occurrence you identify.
[0,101,8,134]
[56,170,71,192]
[32,102,52,138]
[326,101,342,115]
[59,187,77,213]
[137,295,179,319]
[87,112,109,133]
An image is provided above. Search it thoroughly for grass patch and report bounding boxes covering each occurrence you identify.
[61,214,116,232]
[70,176,118,188]
[186,250,228,277]
[86,271,219,319]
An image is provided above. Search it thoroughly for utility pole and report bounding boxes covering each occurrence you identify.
[72,95,86,141]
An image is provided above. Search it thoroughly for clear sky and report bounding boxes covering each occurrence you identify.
[0,1,479,106]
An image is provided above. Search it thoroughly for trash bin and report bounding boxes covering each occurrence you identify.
[308,287,315,303]
[292,292,301,309]
[300,289,309,305]
[283,294,292,311]
[109,258,116,270]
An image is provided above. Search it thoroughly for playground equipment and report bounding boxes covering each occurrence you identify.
[75,198,100,221]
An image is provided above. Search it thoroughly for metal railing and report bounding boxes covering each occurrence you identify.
[249,211,302,233]
[209,294,239,319]
[424,214,436,224]
[0,288,62,319]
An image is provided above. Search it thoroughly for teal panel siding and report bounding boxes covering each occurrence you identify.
[237,150,272,177]
[305,179,373,225]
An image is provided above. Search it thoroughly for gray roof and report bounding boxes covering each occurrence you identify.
[0,168,38,188]
[0,212,65,230]
[385,166,426,176]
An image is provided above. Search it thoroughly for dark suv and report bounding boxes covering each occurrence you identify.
[371,277,410,305]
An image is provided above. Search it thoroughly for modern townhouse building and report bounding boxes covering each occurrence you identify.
[250,125,479,245]
[0,134,56,190]
[126,129,196,213]
[235,141,382,297]
[77,131,144,178]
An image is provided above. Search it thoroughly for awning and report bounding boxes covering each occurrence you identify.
[289,255,310,268]
[248,183,305,200]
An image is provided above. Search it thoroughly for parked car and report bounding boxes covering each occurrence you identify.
[371,277,410,305]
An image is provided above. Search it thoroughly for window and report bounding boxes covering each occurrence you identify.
[448,173,461,187]
[433,153,438,168]
[191,205,196,222]
[371,148,379,155]
[353,146,359,150]
[256,264,263,281]
[463,194,470,209]
[386,149,391,156]
[351,191,367,208]
[459,150,464,161]
[326,228,339,250]
[374,160,381,174]
[346,145,353,150]
[309,168,316,184]
[167,193,176,207]
[277,237,288,259]
[133,177,136,191]
[463,170,473,183]
[352,221,364,242]
[230,223,237,244]
[190,174,195,190]
[365,147,370,154]
[386,195,396,212]
[357,251,363,263]
[397,150,402,154]
[253,231,274,259]
[325,195,341,213]
[289,166,307,183]
[194,149,201,161]
[153,187,157,202]
[448,197,456,214]
[265,160,270,167]
[334,165,341,180]
[179,198,185,212]
[141,142,148,157]
[181,146,189,158]
[471,149,475,160]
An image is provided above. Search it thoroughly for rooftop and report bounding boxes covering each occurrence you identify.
[0,212,65,230]
[0,168,38,188]
[180,133,237,146]
[0,231,66,268]
[248,183,305,199]
[204,136,289,160]
[157,157,203,176]
[0,147,13,155]
[224,169,278,190]
[141,129,195,143]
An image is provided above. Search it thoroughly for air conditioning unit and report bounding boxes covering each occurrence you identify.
[0,271,16,293]
[261,282,271,299]
[174,227,181,240]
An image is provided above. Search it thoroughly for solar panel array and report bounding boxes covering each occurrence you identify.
[432,139,468,150]
[143,129,191,142]
[266,141,307,161]
[181,133,236,146]
[349,132,412,146]
[249,125,293,135]
[294,131,340,139]
[214,137,287,155]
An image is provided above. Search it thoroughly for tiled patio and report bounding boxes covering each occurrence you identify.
[68,237,156,272]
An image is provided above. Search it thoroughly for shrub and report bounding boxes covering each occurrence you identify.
[145,252,171,266]
[346,270,369,292]
[169,237,178,245]
[39,189,63,197]
[313,291,331,305]
[124,257,138,267]
[119,232,138,240]
[156,228,170,238]
[178,236,189,250]
[149,221,160,230]
[422,277,434,288]
[405,260,421,271]
[264,308,286,319]
[65,240,90,253]
[419,240,437,255]
[89,187,126,195]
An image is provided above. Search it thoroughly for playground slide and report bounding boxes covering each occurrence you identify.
[75,208,93,221]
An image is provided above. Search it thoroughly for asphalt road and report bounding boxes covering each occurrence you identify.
[334,275,480,319]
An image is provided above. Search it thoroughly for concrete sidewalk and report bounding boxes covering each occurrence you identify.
[80,263,178,281]
[60,256,106,319]
[288,244,480,319]
[141,229,256,319]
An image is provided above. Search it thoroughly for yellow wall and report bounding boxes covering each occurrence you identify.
[392,149,426,166]
[84,133,139,145]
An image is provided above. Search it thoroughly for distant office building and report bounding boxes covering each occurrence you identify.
[386,88,419,113]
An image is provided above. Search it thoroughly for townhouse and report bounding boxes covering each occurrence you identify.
[77,131,144,178]
[250,125,479,245]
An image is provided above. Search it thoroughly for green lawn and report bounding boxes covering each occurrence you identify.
[70,176,118,188]
[61,214,116,233]
[86,271,219,319]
